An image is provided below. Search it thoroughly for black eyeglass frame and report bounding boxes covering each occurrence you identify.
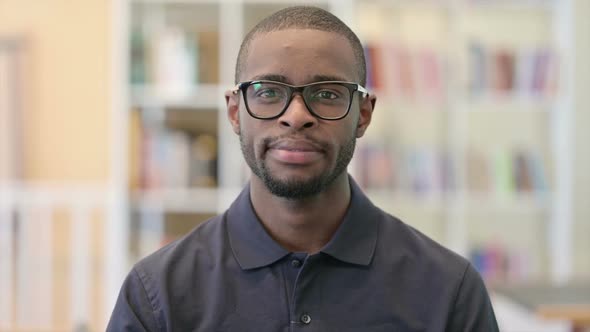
[231,80,370,121]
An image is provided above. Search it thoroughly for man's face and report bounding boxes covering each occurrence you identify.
[226,29,374,199]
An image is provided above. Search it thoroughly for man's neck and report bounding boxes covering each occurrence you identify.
[249,174,351,254]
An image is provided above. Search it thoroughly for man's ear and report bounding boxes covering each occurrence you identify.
[225,90,241,135]
[356,94,376,138]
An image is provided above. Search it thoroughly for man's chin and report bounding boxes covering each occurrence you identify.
[266,171,317,184]
[260,173,327,200]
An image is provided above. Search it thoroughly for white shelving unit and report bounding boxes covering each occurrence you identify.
[352,0,574,285]
[116,0,574,286]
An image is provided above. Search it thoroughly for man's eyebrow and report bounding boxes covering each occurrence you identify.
[250,74,291,83]
[248,74,353,85]
[311,74,350,83]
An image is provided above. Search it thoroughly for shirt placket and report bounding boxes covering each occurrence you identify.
[289,253,321,332]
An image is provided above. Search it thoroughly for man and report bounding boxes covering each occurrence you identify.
[108,6,499,331]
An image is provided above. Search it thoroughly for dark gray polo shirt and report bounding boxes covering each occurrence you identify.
[108,178,499,332]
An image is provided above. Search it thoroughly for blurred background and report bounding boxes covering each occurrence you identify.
[0,0,588,331]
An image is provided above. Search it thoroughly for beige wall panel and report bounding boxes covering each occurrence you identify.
[0,0,110,182]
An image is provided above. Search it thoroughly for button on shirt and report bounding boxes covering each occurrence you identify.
[107,177,499,332]
[290,258,302,268]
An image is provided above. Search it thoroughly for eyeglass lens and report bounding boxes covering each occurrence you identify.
[245,82,351,119]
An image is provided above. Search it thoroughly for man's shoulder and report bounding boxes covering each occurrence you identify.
[376,209,471,279]
[133,213,228,278]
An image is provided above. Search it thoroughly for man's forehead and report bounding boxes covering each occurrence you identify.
[248,73,351,85]
[241,29,358,83]
[247,28,351,50]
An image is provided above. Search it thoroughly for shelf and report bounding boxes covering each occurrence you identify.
[130,84,223,109]
[374,95,447,111]
[128,188,546,214]
[130,189,549,214]
[367,190,448,210]
[462,94,555,111]
[461,191,552,212]
[463,0,555,12]
[365,189,551,212]
[132,187,220,213]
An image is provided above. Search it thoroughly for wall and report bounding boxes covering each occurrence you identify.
[0,1,110,330]
[0,0,109,183]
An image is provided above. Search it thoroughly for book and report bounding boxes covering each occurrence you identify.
[513,150,534,192]
[197,31,219,84]
[416,49,444,101]
[492,49,516,94]
[130,28,147,84]
[469,43,559,99]
[151,26,198,100]
[355,140,396,190]
[189,134,218,188]
[468,42,487,96]
[467,149,491,192]
[515,48,535,97]
[527,151,548,193]
[397,46,416,99]
[494,149,516,197]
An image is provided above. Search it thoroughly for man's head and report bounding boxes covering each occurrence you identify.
[235,6,367,86]
[226,6,376,200]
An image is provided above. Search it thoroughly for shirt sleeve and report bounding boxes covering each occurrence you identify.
[446,263,500,332]
[106,267,160,332]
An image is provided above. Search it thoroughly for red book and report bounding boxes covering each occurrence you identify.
[397,47,415,98]
[492,49,515,94]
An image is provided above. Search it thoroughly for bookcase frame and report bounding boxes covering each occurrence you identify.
[111,0,575,300]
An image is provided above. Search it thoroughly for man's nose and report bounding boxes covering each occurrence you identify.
[277,95,317,129]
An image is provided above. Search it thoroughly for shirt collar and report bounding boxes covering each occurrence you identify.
[320,176,380,266]
[226,184,289,270]
[226,176,380,270]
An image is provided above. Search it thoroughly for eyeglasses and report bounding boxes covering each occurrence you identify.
[232,80,369,121]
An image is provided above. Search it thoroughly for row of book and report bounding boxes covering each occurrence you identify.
[138,127,218,190]
[364,44,446,101]
[467,148,548,194]
[354,144,549,195]
[130,27,219,98]
[469,43,559,98]
[362,42,559,101]
[470,243,536,284]
[355,143,455,193]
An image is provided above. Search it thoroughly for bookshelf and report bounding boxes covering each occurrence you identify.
[352,0,573,286]
[119,0,575,285]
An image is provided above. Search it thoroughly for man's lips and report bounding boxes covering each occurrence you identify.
[266,140,324,165]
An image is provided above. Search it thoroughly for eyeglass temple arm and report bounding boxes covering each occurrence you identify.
[357,84,370,98]
[231,83,242,95]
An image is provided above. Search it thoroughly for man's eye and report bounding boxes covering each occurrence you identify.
[257,89,281,98]
[314,91,339,100]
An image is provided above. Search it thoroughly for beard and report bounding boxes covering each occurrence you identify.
[240,133,356,200]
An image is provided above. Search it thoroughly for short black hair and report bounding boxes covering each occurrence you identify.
[234,6,366,86]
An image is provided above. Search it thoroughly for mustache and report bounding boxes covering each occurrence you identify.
[262,134,329,151]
